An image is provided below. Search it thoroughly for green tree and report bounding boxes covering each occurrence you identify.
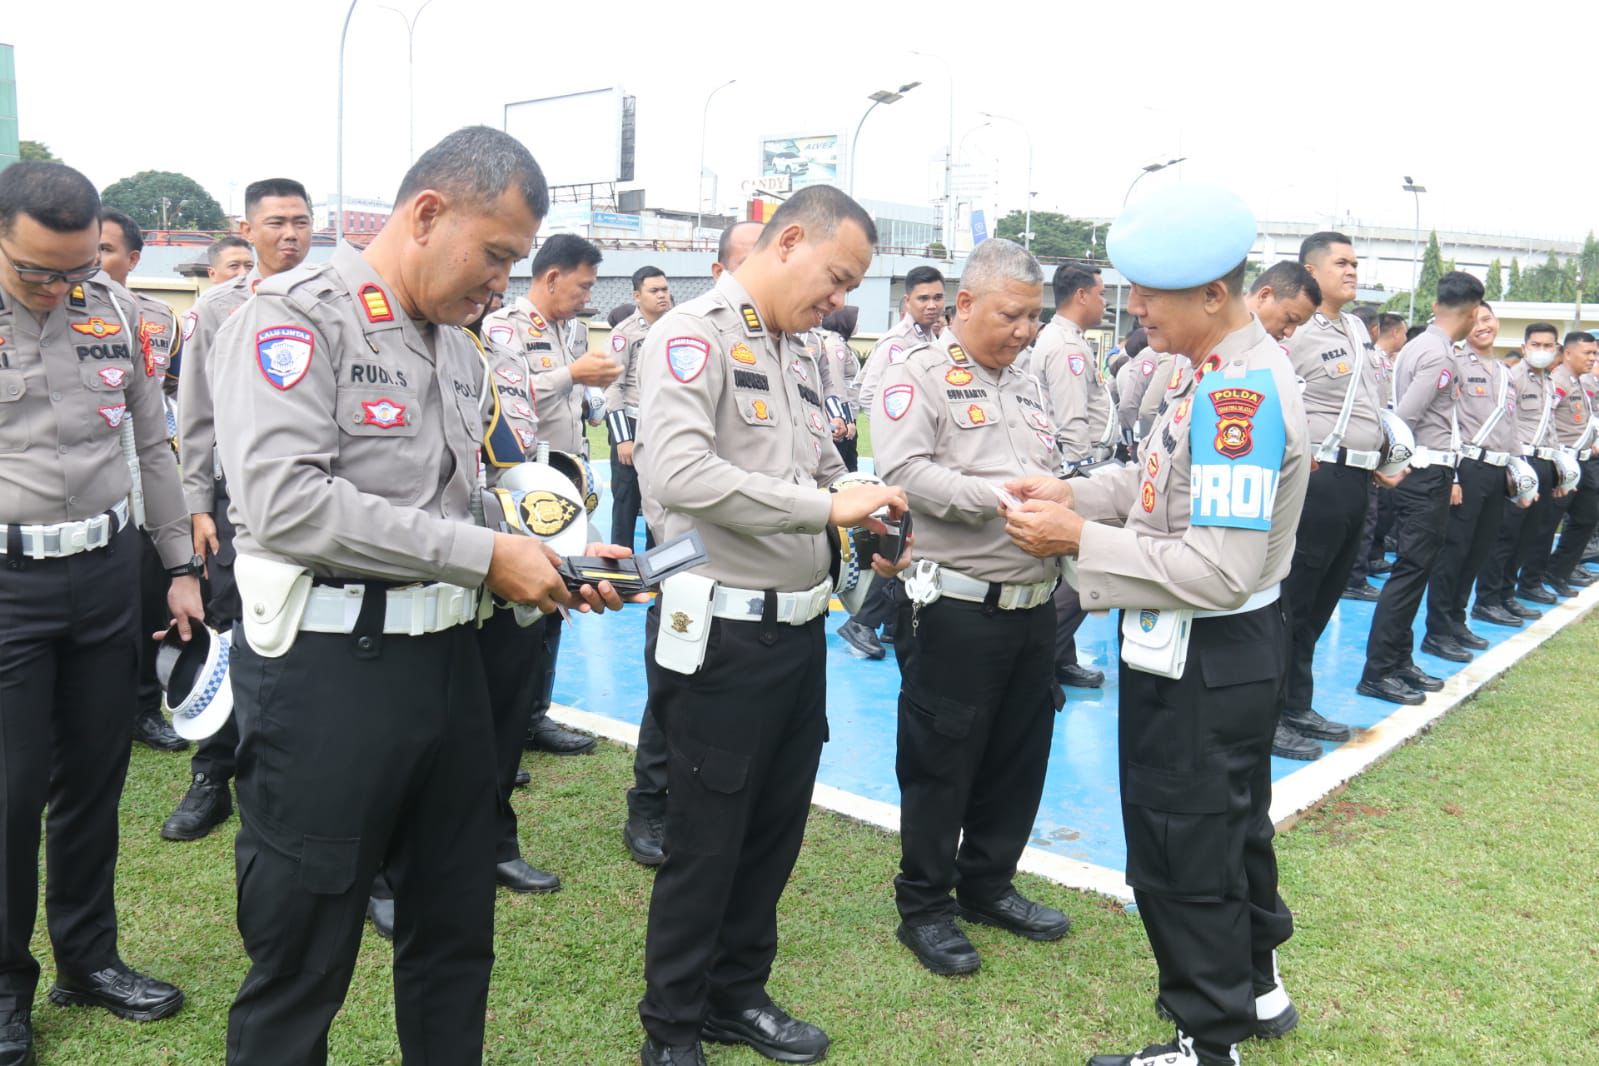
[101,170,226,230]
[994,210,1095,259]
[1507,258,1525,300]
[1413,230,1444,311]
[1529,253,1564,302]
[1484,258,1503,300]
[1580,231,1599,300]
[19,140,59,163]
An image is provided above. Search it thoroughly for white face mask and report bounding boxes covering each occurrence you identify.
[1524,348,1557,370]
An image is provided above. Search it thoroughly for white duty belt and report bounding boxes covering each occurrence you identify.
[1451,360,1510,467]
[300,581,480,635]
[1193,583,1281,619]
[0,498,130,559]
[1458,445,1510,467]
[899,561,1056,611]
[711,579,831,626]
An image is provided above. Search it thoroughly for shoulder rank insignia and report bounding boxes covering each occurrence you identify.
[530,310,549,333]
[359,284,395,323]
[69,284,87,309]
[740,304,764,336]
[947,342,969,365]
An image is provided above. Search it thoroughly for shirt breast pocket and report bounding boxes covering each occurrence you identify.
[734,389,778,428]
[337,387,420,438]
[0,369,30,453]
[947,401,995,431]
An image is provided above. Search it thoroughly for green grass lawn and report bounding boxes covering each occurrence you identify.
[32,615,1599,1064]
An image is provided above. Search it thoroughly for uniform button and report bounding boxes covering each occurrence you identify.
[357,636,375,651]
[68,495,78,505]
[50,391,61,401]
[58,445,69,454]
[6,385,19,397]
[1090,591,1100,601]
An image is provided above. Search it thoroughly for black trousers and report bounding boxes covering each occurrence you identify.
[135,530,169,718]
[1346,482,1389,585]
[1118,601,1294,1060]
[608,425,655,552]
[849,576,898,630]
[226,623,497,1066]
[1052,578,1090,671]
[639,607,827,1047]
[526,611,562,733]
[1549,460,1599,580]
[477,608,554,863]
[1364,465,1453,678]
[1479,457,1556,604]
[1425,460,1506,639]
[0,525,140,1014]
[629,701,668,820]
[1281,462,1370,712]
[834,435,859,472]
[190,476,243,782]
[893,596,1056,923]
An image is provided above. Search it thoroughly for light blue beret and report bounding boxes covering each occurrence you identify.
[1108,183,1257,289]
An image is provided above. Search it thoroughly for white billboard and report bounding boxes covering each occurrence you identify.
[504,88,628,187]
[760,134,843,190]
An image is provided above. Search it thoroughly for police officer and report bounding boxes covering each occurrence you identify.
[1114,339,1160,439]
[1275,232,1381,759]
[1476,323,1564,621]
[874,239,1069,977]
[1359,272,1484,699]
[606,266,672,549]
[209,127,623,1066]
[96,207,189,753]
[205,235,255,285]
[814,306,860,470]
[1003,183,1309,1066]
[634,185,908,1066]
[1030,263,1112,690]
[1539,331,1599,594]
[1425,303,1520,644]
[0,162,204,1065]
[1345,312,1409,600]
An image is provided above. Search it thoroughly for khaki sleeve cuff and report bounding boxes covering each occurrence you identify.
[441,523,498,587]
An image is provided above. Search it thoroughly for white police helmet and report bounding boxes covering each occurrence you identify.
[829,471,889,615]
[1506,456,1539,508]
[1377,409,1416,478]
[158,625,234,740]
[1554,448,1581,493]
[491,462,590,556]
[545,450,600,515]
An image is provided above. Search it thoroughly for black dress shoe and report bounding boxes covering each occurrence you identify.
[1517,586,1558,605]
[1451,627,1489,650]
[1503,598,1542,620]
[160,772,231,841]
[132,709,189,752]
[1547,578,1578,598]
[496,858,560,894]
[1055,663,1106,688]
[703,1002,829,1064]
[640,1038,707,1066]
[957,890,1070,941]
[896,917,980,975]
[1280,707,1350,741]
[837,620,885,660]
[879,623,896,645]
[1368,560,1394,576]
[1341,582,1381,602]
[1356,676,1424,706]
[513,766,531,788]
[1396,663,1444,692]
[367,895,395,941]
[527,719,597,755]
[0,1009,33,1066]
[624,811,666,866]
[49,964,183,1022]
[1271,722,1321,760]
[1420,634,1472,663]
[1471,603,1522,628]
[1567,568,1598,586]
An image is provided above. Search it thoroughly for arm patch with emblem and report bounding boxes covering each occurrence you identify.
[1189,369,1285,531]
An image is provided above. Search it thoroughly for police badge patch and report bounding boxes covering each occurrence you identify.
[666,337,711,383]
[882,383,914,421]
[487,324,514,347]
[255,325,315,390]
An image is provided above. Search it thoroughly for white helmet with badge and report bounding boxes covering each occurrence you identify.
[1506,456,1540,508]
[489,461,590,556]
[828,471,888,615]
[545,449,600,516]
[1377,409,1416,478]
[1554,447,1581,494]
[158,624,234,740]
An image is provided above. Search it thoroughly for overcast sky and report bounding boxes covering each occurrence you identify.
[7,0,1595,241]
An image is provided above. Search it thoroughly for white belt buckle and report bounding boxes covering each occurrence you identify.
[406,587,427,636]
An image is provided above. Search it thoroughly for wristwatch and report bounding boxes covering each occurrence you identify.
[167,554,204,578]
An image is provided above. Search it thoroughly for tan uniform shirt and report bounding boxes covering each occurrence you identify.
[481,327,540,462]
[1029,315,1114,462]
[1140,353,1191,426]
[856,314,929,409]
[814,327,859,408]
[635,273,844,591]
[1368,344,1395,407]
[482,296,586,453]
[1392,324,1458,451]
[211,244,495,585]
[130,291,183,398]
[1551,364,1595,449]
[1454,350,1516,454]
[873,331,1061,585]
[1287,309,1386,452]
[1071,317,1310,612]
[1509,363,1558,452]
[0,274,190,567]
[178,268,259,513]
[1115,349,1160,434]
[603,309,652,415]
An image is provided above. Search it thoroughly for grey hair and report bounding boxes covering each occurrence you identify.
[394,126,550,218]
[960,238,1043,294]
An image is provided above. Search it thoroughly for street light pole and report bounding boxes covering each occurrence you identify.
[849,82,921,199]
[1402,176,1427,323]
[910,51,954,253]
[335,0,359,246]
[695,79,737,240]
[980,111,1033,249]
[1123,157,1187,207]
[377,0,436,165]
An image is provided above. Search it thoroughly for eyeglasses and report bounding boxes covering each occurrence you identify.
[0,241,101,287]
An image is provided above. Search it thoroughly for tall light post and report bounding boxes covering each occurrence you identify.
[849,82,921,198]
[910,51,955,252]
[377,0,436,165]
[335,0,359,246]
[1123,157,1187,207]
[980,111,1033,250]
[695,78,737,240]
[1403,176,1427,323]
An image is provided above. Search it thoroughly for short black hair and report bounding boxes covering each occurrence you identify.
[1250,260,1321,307]
[607,302,635,327]
[1124,326,1148,358]
[1299,231,1353,264]
[717,220,764,267]
[1563,330,1596,349]
[1525,322,1558,342]
[822,306,858,340]
[1349,304,1378,329]
[395,126,549,219]
[1378,313,1407,334]
[632,265,666,291]
[1219,258,1249,297]
[1435,270,1485,309]
[0,161,101,236]
[1406,325,1427,342]
[531,233,602,277]
[207,235,252,266]
[905,264,945,291]
[100,207,144,253]
[1478,300,1493,315]
[754,185,878,251]
[244,178,311,217]
[1051,263,1100,307]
